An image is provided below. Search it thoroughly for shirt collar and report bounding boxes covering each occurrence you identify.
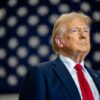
[59,54,85,71]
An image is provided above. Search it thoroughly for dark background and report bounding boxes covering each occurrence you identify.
[0,0,100,94]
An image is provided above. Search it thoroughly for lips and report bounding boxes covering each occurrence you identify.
[79,41,88,46]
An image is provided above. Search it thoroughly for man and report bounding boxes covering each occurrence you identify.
[19,12,100,100]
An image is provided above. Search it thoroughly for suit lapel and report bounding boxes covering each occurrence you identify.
[85,66,100,94]
[52,57,81,100]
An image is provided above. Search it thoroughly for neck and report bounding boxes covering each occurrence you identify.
[59,51,87,63]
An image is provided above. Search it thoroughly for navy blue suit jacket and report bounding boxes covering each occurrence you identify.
[19,57,100,100]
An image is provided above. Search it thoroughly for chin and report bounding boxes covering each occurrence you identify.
[78,48,90,53]
[79,50,90,54]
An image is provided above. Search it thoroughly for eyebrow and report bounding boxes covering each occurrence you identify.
[72,27,90,29]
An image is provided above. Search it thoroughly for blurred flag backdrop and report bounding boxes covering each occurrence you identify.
[0,0,100,94]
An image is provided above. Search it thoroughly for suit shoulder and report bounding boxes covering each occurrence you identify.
[37,60,54,68]
[29,60,54,73]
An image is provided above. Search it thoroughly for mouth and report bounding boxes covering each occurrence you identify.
[79,39,89,44]
[79,41,89,46]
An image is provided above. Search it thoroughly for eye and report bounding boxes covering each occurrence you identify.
[83,29,90,33]
[72,29,79,33]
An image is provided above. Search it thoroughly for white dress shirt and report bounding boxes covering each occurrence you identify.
[59,55,100,100]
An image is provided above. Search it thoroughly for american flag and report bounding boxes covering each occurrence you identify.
[0,0,100,95]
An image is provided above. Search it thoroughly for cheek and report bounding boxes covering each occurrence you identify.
[63,35,78,49]
[87,37,91,46]
[66,40,77,50]
[71,38,78,46]
[86,43,90,50]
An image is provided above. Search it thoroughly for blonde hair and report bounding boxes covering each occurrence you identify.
[51,12,92,53]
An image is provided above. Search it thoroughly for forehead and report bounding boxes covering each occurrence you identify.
[67,17,88,28]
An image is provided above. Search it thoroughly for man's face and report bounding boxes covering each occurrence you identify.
[62,18,90,55]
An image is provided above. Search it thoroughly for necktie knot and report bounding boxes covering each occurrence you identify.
[75,64,83,71]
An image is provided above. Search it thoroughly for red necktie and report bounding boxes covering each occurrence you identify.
[75,64,94,100]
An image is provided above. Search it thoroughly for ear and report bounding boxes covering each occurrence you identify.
[55,36,64,48]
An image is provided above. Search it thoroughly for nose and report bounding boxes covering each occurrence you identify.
[79,29,86,38]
